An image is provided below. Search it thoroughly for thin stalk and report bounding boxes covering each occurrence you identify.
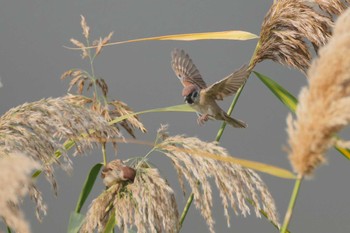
[84,37,100,99]
[215,84,244,141]
[215,41,261,142]
[179,193,194,228]
[280,174,303,233]
[102,142,107,166]
[246,198,287,232]
[136,147,156,169]
[179,41,262,231]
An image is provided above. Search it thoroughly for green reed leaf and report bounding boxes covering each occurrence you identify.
[254,71,297,112]
[75,163,103,213]
[67,212,85,233]
[335,145,350,160]
[103,212,116,233]
[254,71,350,160]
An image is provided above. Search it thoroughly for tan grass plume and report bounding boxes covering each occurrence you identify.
[0,152,41,233]
[287,7,350,175]
[253,0,348,72]
[156,126,279,233]
[69,15,114,59]
[0,95,121,218]
[63,94,147,139]
[80,160,179,233]
[64,15,146,138]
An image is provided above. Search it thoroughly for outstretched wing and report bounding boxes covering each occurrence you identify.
[204,65,249,100]
[171,49,207,89]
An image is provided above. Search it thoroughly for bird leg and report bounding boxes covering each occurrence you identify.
[197,114,209,125]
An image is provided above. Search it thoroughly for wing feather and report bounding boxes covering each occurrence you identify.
[171,49,207,89]
[204,65,249,100]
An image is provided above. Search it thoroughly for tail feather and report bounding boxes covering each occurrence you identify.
[223,114,247,128]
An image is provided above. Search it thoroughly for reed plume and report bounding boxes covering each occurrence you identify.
[287,7,350,175]
[156,126,279,233]
[253,0,348,72]
[80,160,179,233]
[63,15,146,138]
[62,94,147,139]
[0,95,121,218]
[0,153,41,233]
[69,15,113,59]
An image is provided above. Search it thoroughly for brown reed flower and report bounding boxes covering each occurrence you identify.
[70,15,113,59]
[63,94,147,139]
[80,15,90,40]
[253,0,348,72]
[60,69,110,97]
[80,161,179,233]
[156,126,279,233]
[0,152,41,233]
[64,16,146,139]
[287,7,350,175]
[93,32,114,57]
[0,95,121,218]
[108,100,147,137]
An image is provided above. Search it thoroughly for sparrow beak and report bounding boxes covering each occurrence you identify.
[184,95,193,104]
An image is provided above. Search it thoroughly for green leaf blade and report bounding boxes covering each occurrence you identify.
[103,212,116,233]
[75,163,103,213]
[335,145,350,160]
[67,212,85,233]
[254,71,297,112]
[254,71,350,161]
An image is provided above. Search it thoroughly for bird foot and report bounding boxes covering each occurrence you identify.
[197,114,209,125]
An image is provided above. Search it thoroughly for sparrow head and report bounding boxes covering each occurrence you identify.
[182,85,200,104]
[101,159,136,187]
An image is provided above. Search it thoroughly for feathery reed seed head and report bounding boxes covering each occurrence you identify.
[80,15,90,39]
[0,95,121,218]
[64,94,147,138]
[156,126,279,233]
[0,153,41,233]
[81,162,179,233]
[70,15,114,59]
[254,0,348,72]
[287,7,350,175]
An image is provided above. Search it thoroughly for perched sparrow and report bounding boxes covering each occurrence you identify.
[101,159,136,187]
[171,49,248,128]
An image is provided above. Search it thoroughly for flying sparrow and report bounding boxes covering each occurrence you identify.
[171,49,248,128]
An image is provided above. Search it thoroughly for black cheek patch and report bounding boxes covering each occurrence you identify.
[185,95,194,104]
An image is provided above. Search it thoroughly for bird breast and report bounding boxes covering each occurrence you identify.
[192,97,218,117]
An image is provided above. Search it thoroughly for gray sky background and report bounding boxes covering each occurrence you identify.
[1,0,350,232]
